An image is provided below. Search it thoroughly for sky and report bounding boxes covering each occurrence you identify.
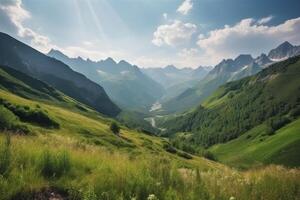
[0,0,300,68]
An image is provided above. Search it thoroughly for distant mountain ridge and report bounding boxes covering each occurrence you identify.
[159,41,300,114]
[48,49,164,111]
[0,32,120,117]
[268,41,300,60]
[142,65,211,102]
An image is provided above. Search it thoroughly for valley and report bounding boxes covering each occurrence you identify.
[0,31,299,200]
[0,1,300,198]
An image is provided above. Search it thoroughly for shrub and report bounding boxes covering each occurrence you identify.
[0,99,59,128]
[177,151,192,159]
[202,150,216,161]
[0,105,17,130]
[267,116,291,135]
[163,143,177,154]
[110,122,120,135]
[290,106,300,118]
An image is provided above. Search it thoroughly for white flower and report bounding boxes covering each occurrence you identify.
[147,194,159,200]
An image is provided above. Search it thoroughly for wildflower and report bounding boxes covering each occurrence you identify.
[147,194,159,200]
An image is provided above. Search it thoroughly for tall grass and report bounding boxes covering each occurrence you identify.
[0,134,299,200]
[39,149,71,178]
[0,133,10,176]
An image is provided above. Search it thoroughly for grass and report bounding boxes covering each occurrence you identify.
[0,133,299,200]
[0,80,299,199]
[210,118,300,169]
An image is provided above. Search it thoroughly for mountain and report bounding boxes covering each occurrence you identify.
[268,41,300,60]
[142,65,211,89]
[48,49,164,111]
[228,62,261,82]
[255,53,272,66]
[0,32,120,117]
[160,54,258,114]
[142,65,211,103]
[160,42,300,114]
[160,56,300,167]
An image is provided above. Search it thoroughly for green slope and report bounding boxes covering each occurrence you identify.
[0,66,228,199]
[0,65,65,102]
[160,56,300,167]
[210,119,300,168]
[0,32,120,117]
[162,56,300,145]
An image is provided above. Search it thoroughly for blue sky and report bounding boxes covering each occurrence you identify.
[1,0,300,68]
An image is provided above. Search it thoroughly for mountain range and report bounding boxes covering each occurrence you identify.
[0,31,299,199]
[159,41,300,114]
[142,65,212,102]
[0,32,120,117]
[48,49,164,111]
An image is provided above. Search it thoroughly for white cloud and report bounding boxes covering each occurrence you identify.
[152,20,197,46]
[178,48,199,58]
[163,13,168,20]
[197,17,300,65]
[134,48,203,68]
[257,15,273,24]
[0,0,128,62]
[0,0,51,52]
[177,0,193,15]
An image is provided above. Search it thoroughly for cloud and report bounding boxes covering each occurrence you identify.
[134,48,203,68]
[152,20,197,46]
[163,13,168,20]
[177,0,193,15]
[178,48,199,58]
[257,15,273,24]
[197,17,300,65]
[0,0,51,52]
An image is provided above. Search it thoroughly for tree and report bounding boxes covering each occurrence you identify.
[110,122,120,135]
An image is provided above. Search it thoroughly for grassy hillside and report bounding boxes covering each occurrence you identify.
[0,32,120,117]
[210,118,300,169]
[0,67,299,199]
[161,56,300,148]
[0,91,299,199]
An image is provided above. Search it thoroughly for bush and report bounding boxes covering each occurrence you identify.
[110,122,120,135]
[202,150,216,161]
[0,99,59,128]
[163,143,177,154]
[267,116,291,134]
[0,105,17,130]
[177,151,192,159]
[290,106,300,118]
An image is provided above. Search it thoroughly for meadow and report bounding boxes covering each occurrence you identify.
[0,133,300,200]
